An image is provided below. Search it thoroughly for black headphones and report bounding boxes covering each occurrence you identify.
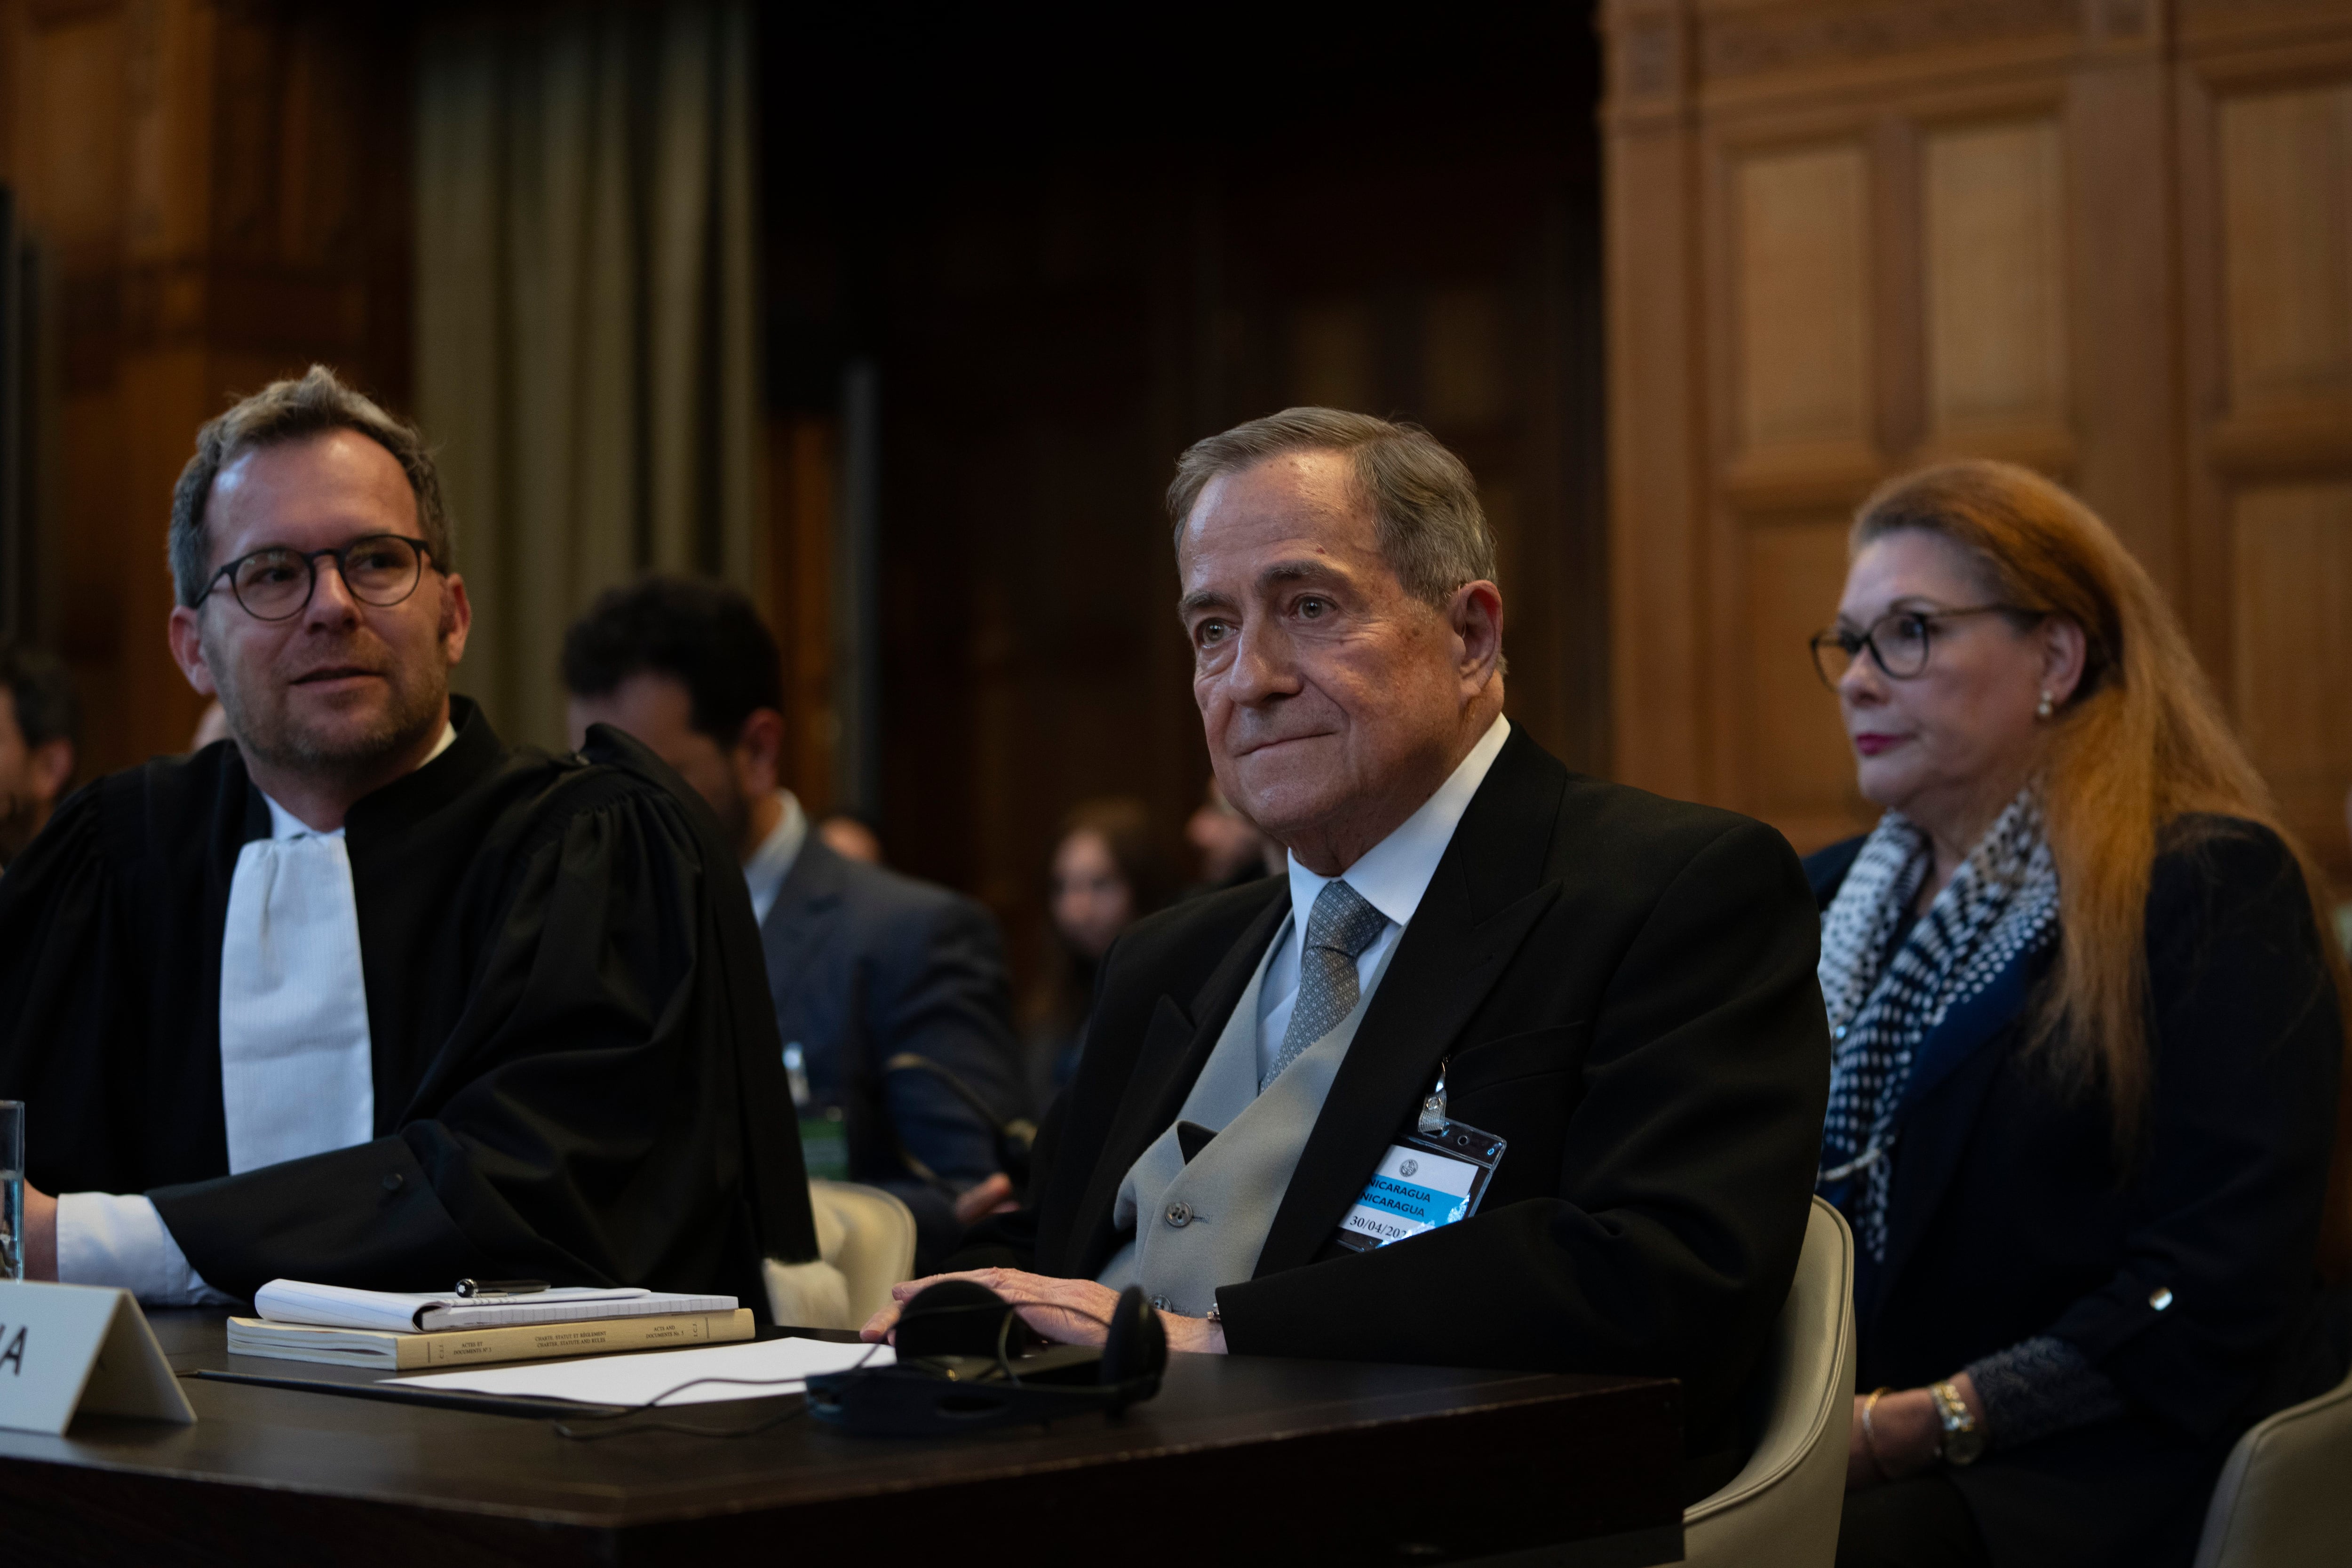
[805,1279,1167,1437]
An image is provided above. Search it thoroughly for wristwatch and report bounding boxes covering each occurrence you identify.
[1930,1380,1984,1466]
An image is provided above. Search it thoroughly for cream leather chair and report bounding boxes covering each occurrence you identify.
[1682,1196,1859,1568]
[2191,1361,2352,1568]
[764,1179,918,1332]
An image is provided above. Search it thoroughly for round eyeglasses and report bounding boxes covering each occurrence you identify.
[1809,605,2038,689]
[194,535,436,622]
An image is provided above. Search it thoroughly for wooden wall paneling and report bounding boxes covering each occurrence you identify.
[1605,0,2352,870]
[2178,20,2352,876]
[1729,138,1874,473]
[2171,50,2230,720]
[765,414,839,821]
[1869,110,1925,467]
[2230,482,2352,861]
[1287,297,1377,414]
[1605,0,1708,805]
[1745,512,1866,848]
[0,0,413,777]
[1706,112,1878,827]
[113,0,216,762]
[1923,117,2068,448]
[2217,83,2352,414]
[7,0,131,769]
[2066,0,2182,593]
[1544,185,1612,776]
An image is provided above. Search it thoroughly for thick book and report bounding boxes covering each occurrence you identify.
[253,1279,738,1333]
[225,1309,757,1370]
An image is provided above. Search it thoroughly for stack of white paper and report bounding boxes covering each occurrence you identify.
[394,1336,895,1405]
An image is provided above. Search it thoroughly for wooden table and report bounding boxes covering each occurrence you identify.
[0,1309,1686,1567]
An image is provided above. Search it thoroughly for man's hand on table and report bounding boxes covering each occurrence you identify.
[22,1181,57,1279]
[859,1266,1227,1355]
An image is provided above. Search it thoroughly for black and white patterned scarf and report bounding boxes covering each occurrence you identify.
[1817,790,2059,1261]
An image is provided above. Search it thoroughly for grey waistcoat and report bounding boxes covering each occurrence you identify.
[1096,916,1394,1315]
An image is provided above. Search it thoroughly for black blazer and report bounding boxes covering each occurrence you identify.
[762,834,1025,1270]
[964,727,1832,1445]
[1808,816,2345,1564]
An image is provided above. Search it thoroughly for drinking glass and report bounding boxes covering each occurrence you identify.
[0,1101,21,1281]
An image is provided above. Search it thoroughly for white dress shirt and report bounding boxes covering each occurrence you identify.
[56,723,454,1304]
[1253,714,1511,1083]
[742,790,810,927]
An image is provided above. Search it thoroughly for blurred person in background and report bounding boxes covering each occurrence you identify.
[1807,461,2349,1568]
[819,812,884,866]
[0,644,81,870]
[1024,796,1176,1113]
[1185,777,1283,897]
[564,577,1026,1270]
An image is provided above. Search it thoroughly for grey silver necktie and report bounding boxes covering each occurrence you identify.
[1263,878,1389,1090]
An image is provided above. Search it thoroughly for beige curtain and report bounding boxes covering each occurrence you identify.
[415,1,757,751]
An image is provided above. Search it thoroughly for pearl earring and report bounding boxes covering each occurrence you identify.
[2036,692,2055,720]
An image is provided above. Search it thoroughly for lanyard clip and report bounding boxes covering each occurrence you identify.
[1417,1058,1449,1136]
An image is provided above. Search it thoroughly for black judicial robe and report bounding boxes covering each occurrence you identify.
[0,697,817,1304]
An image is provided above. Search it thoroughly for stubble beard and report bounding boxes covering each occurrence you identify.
[213,637,449,792]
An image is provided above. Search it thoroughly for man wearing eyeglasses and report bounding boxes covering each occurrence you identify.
[0,365,820,1309]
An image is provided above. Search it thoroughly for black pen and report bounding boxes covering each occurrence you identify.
[454,1278,551,1298]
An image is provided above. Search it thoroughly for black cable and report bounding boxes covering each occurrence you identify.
[550,1341,887,1442]
[548,1293,1140,1441]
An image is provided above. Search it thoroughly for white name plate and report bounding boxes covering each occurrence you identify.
[0,1280,197,1435]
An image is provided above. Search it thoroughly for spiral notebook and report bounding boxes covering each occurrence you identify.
[254,1279,737,1334]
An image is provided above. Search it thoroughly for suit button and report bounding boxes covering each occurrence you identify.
[2149,1286,2174,1311]
[1165,1202,1192,1228]
[382,1172,405,1192]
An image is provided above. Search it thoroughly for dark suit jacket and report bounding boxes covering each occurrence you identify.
[963,728,1832,1449]
[1807,816,2346,1567]
[762,834,1025,1270]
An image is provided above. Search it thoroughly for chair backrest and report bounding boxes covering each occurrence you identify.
[2192,1362,2352,1568]
[1682,1196,1858,1568]
[807,1179,918,1325]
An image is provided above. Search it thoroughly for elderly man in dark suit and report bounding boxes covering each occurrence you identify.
[564,579,1026,1271]
[864,408,1833,1477]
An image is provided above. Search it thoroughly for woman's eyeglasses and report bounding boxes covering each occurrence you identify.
[1809,605,2037,689]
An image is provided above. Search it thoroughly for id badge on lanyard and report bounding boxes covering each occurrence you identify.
[1334,1058,1506,1253]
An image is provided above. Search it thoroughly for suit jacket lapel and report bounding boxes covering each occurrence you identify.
[1865,956,2039,1324]
[1064,893,1288,1276]
[758,836,848,1007]
[1254,728,1565,1277]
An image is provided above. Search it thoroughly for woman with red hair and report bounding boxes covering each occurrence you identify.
[1808,461,2350,1567]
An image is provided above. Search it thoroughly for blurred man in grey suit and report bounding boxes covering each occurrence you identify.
[564,578,1026,1269]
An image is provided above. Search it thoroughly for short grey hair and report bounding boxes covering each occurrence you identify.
[169,365,452,607]
[1166,408,1498,606]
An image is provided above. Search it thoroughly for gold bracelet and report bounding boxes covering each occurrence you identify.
[1860,1385,1894,1480]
